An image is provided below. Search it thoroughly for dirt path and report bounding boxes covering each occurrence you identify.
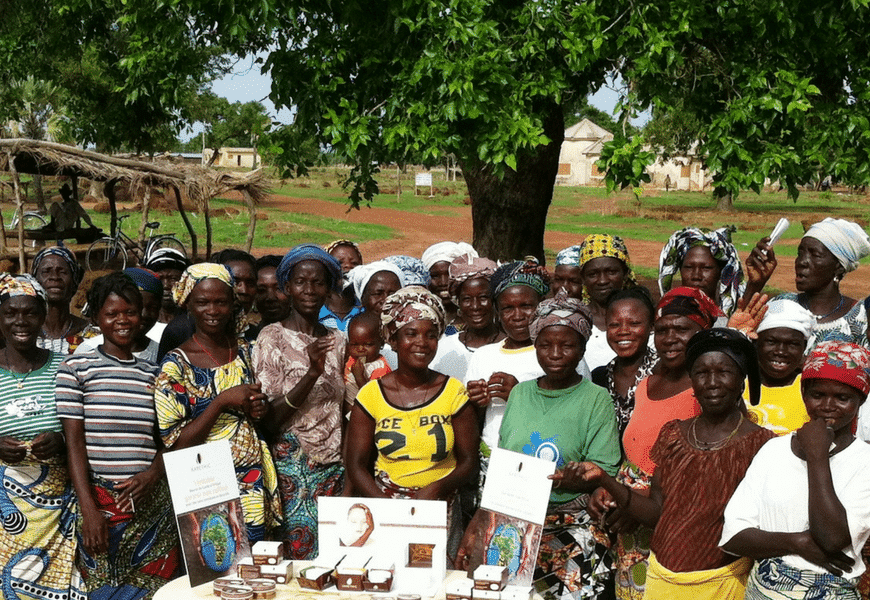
[257,192,870,299]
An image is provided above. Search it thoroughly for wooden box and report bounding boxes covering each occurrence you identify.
[473,565,509,591]
[501,585,534,600]
[258,560,293,584]
[408,542,435,568]
[251,541,284,566]
[297,566,333,591]
[471,589,501,600]
[334,567,366,591]
[362,563,395,593]
[445,577,474,600]
[236,557,261,580]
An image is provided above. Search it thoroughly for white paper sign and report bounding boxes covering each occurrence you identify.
[163,440,239,513]
[481,448,555,523]
[415,172,433,186]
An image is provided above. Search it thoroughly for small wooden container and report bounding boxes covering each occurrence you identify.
[213,577,246,596]
[473,565,509,591]
[236,557,261,580]
[407,542,435,568]
[445,577,474,600]
[362,568,394,592]
[258,560,293,584]
[221,585,254,600]
[335,567,366,592]
[247,579,277,600]
[251,541,284,566]
[297,566,333,591]
[501,585,534,600]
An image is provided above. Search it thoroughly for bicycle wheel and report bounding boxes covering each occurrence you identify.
[86,238,127,271]
[146,235,187,259]
[19,213,47,248]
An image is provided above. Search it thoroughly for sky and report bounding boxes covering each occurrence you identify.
[184,54,648,141]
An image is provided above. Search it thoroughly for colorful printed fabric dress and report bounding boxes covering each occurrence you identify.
[0,351,84,600]
[253,323,346,560]
[155,341,282,543]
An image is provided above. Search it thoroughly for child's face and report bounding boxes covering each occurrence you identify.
[348,323,383,362]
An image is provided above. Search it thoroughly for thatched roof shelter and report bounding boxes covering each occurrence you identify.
[0,138,270,269]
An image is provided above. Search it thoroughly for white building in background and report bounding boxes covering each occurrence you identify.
[645,144,713,191]
[206,147,258,169]
[555,119,614,186]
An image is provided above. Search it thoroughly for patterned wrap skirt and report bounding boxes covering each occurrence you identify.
[745,557,860,600]
[272,429,344,560]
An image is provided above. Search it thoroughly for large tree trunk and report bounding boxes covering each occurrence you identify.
[714,188,734,211]
[460,102,564,263]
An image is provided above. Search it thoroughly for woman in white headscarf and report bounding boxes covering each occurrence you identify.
[422,241,478,334]
[758,218,870,350]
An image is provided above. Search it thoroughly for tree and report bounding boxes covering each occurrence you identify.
[91,0,619,261]
[600,0,870,209]
[190,92,272,167]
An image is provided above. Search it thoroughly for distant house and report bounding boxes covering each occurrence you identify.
[645,145,712,191]
[207,147,258,169]
[555,119,614,186]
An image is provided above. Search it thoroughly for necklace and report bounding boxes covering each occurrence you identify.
[798,293,845,320]
[689,414,744,451]
[4,348,36,389]
[193,334,233,368]
[41,317,73,341]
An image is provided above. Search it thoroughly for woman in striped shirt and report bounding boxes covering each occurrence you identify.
[58,272,180,599]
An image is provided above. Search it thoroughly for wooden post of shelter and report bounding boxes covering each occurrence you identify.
[242,189,256,254]
[105,179,118,238]
[204,196,213,259]
[137,187,152,247]
[8,152,26,271]
[173,186,197,260]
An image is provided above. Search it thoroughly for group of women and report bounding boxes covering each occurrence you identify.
[0,214,870,600]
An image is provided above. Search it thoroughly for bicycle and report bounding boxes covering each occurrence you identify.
[5,208,47,248]
[86,214,186,271]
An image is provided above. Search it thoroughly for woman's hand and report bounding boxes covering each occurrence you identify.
[791,530,854,576]
[487,372,518,403]
[745,236,778,288]
[549,461,598,493]
[307,336,335,377]
[795,418,835,462]
[727,293,769,339]
[30,431,65,460]
[81,506,109,555]
[115,467,160,513]
[587,486,615,521]
[466,379,489,408]
[414,482,444,501]
[216,383,265,415]
[0,436,27,464]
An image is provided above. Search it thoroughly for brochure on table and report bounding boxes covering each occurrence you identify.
[468,448,555,587]
[318,496,447,596]
[164,440,252,588]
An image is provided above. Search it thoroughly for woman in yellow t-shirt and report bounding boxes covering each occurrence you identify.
[346,286,478,560]
[744,298,813,435]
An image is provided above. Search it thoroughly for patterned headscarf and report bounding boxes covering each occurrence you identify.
[491,258,551,299]
[686,328,761,405]
[421,242,478,270]
[123,267,163,297]
[0,273,47,308]
[384,255,430,287]
[172,263,246,334]
[803,218,870,274]
[658,226,744,316]
[347,261,406,301]
[381,286,447,339]
[529,289,593,343]
[277,244,343,292]
[756,299,816,341]
[448,255,498,304]
[803,341,870,397]
[31,245,83,287]
[556,245,581,267]
[325,239,361,257]
[656,287,724,330]
[578,234,637,303]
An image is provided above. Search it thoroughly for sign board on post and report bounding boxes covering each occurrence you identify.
[415,172,434,196]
